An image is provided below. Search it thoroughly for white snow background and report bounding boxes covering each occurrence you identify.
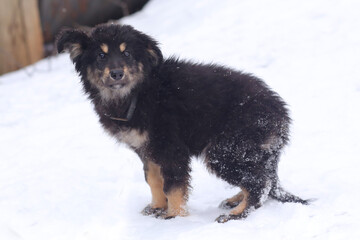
[1,0,360,239]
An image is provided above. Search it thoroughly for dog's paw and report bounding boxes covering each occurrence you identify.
[218,199,240,209]
[154,210,188,220]
[215,214,246,223]
[141,205,166,216]
[155,214,176,220]
[215,214,230,223]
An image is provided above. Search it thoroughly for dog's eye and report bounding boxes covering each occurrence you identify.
[98,53,106,59]
[123,51,130,57]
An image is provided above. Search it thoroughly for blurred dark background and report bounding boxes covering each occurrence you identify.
[0,0,149,75]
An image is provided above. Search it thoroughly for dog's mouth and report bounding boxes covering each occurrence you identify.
[107,82,125,89]
[103,77,128,90]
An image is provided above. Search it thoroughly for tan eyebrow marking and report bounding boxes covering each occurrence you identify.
[100,43,109,53]
[120,42,127,52]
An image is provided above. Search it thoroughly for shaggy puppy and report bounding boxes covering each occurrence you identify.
[57,24,308,223]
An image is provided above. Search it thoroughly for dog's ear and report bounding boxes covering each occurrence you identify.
[147,42,163,67]
[56,28,90,62]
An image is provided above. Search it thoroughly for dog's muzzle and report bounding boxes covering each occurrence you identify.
[104,69,126,89]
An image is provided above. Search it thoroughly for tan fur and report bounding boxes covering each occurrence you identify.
[87,66,116,101]
[138,63,144,72]
[115,63,144,99]
[147,48,159,65]
[123,66,129,75]
[230,189,249,215]
[116,129,149,149]
[103,67,110,82]
[100,43,109,53]
[146,161,167,209]
[87,66,103,87]
[87,64,144,102]
[69,43,82,60]
[226,191,245,205]
[166,188,188,217]
[120,42,126,52]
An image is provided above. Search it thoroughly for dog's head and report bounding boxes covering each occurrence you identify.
[56,24,163,100]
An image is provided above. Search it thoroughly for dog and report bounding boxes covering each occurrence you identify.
[56,24,308,223]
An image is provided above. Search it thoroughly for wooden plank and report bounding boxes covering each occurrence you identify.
[21,0,43,64]
[0,0,43,75]
[0,0,28,74]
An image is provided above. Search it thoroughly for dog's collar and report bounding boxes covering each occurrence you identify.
[104,94,138,122]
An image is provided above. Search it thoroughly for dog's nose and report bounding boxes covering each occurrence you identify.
[110,69,124,81]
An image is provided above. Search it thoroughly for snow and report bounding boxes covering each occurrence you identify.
[1,0,360,239]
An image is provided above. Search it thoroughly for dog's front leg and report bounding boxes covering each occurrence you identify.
[144,131,191,219]
[161,161,191,219]
[142,159,190,218]
[142,160,167,216]
[164,186,188,218]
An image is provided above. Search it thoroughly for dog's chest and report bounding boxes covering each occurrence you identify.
[115,128,149,149]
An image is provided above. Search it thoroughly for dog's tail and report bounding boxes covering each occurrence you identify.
[269,184,311,205]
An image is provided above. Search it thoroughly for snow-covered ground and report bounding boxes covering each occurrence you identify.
[1,0,360,239]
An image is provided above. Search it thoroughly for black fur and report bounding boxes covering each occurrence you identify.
[56,24,308,222]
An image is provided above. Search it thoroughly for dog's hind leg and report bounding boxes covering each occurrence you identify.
[215,178,272,223]
[205,133,274,223]
[219,191,245,209]
[216,188,250,222]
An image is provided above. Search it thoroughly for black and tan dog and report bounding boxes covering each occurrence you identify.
[57,24,308,223]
